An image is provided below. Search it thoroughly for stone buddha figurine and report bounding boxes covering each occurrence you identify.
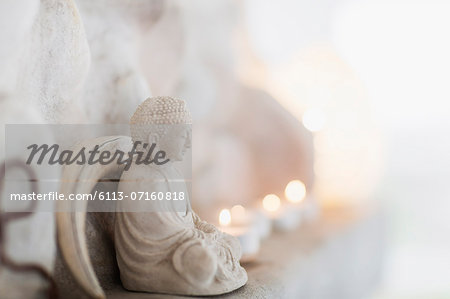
[56,97,247,298]
[115,96,247,295]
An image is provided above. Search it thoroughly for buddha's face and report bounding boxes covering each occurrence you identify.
[157,125,191,162]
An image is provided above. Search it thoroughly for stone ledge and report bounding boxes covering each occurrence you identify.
[104,206,385,299]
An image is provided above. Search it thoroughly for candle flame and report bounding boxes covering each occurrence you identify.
[262,194,281,212]
[285,180,306,203]
[219,209,231,226]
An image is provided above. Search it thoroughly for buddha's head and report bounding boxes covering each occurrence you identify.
[130,96,192,161]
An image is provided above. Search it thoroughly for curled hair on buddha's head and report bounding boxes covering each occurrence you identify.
[130,96,192,145]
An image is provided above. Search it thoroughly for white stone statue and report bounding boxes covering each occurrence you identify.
[57,97,247,298]
[116,96,247,295]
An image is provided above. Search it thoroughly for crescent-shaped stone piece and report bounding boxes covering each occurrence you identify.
[56,136,132,299]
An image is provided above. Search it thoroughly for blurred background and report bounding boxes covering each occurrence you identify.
[193,0,450,297]
[248,0,450,298]
[182,0,450,295]
[330,1,450,298]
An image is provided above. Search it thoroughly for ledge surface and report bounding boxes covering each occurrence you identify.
[104,206,385,299]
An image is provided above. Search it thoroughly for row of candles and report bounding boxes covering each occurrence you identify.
[218,180,320,262]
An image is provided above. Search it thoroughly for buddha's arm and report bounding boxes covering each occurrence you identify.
[191,212,220,234]
[193,213,243,264]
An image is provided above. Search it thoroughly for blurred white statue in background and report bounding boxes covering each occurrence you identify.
[0,0,90,297]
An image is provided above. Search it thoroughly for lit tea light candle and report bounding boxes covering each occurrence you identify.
[230,204,272,239]
[219,208,260,262]
[230,205,247,225]
[262,192,302,232]
[285,180,306,203]
[219,208,232,226]
[285,180,320,223]
[262,194,281,212]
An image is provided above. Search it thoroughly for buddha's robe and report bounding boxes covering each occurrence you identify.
[115,164,247,295]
